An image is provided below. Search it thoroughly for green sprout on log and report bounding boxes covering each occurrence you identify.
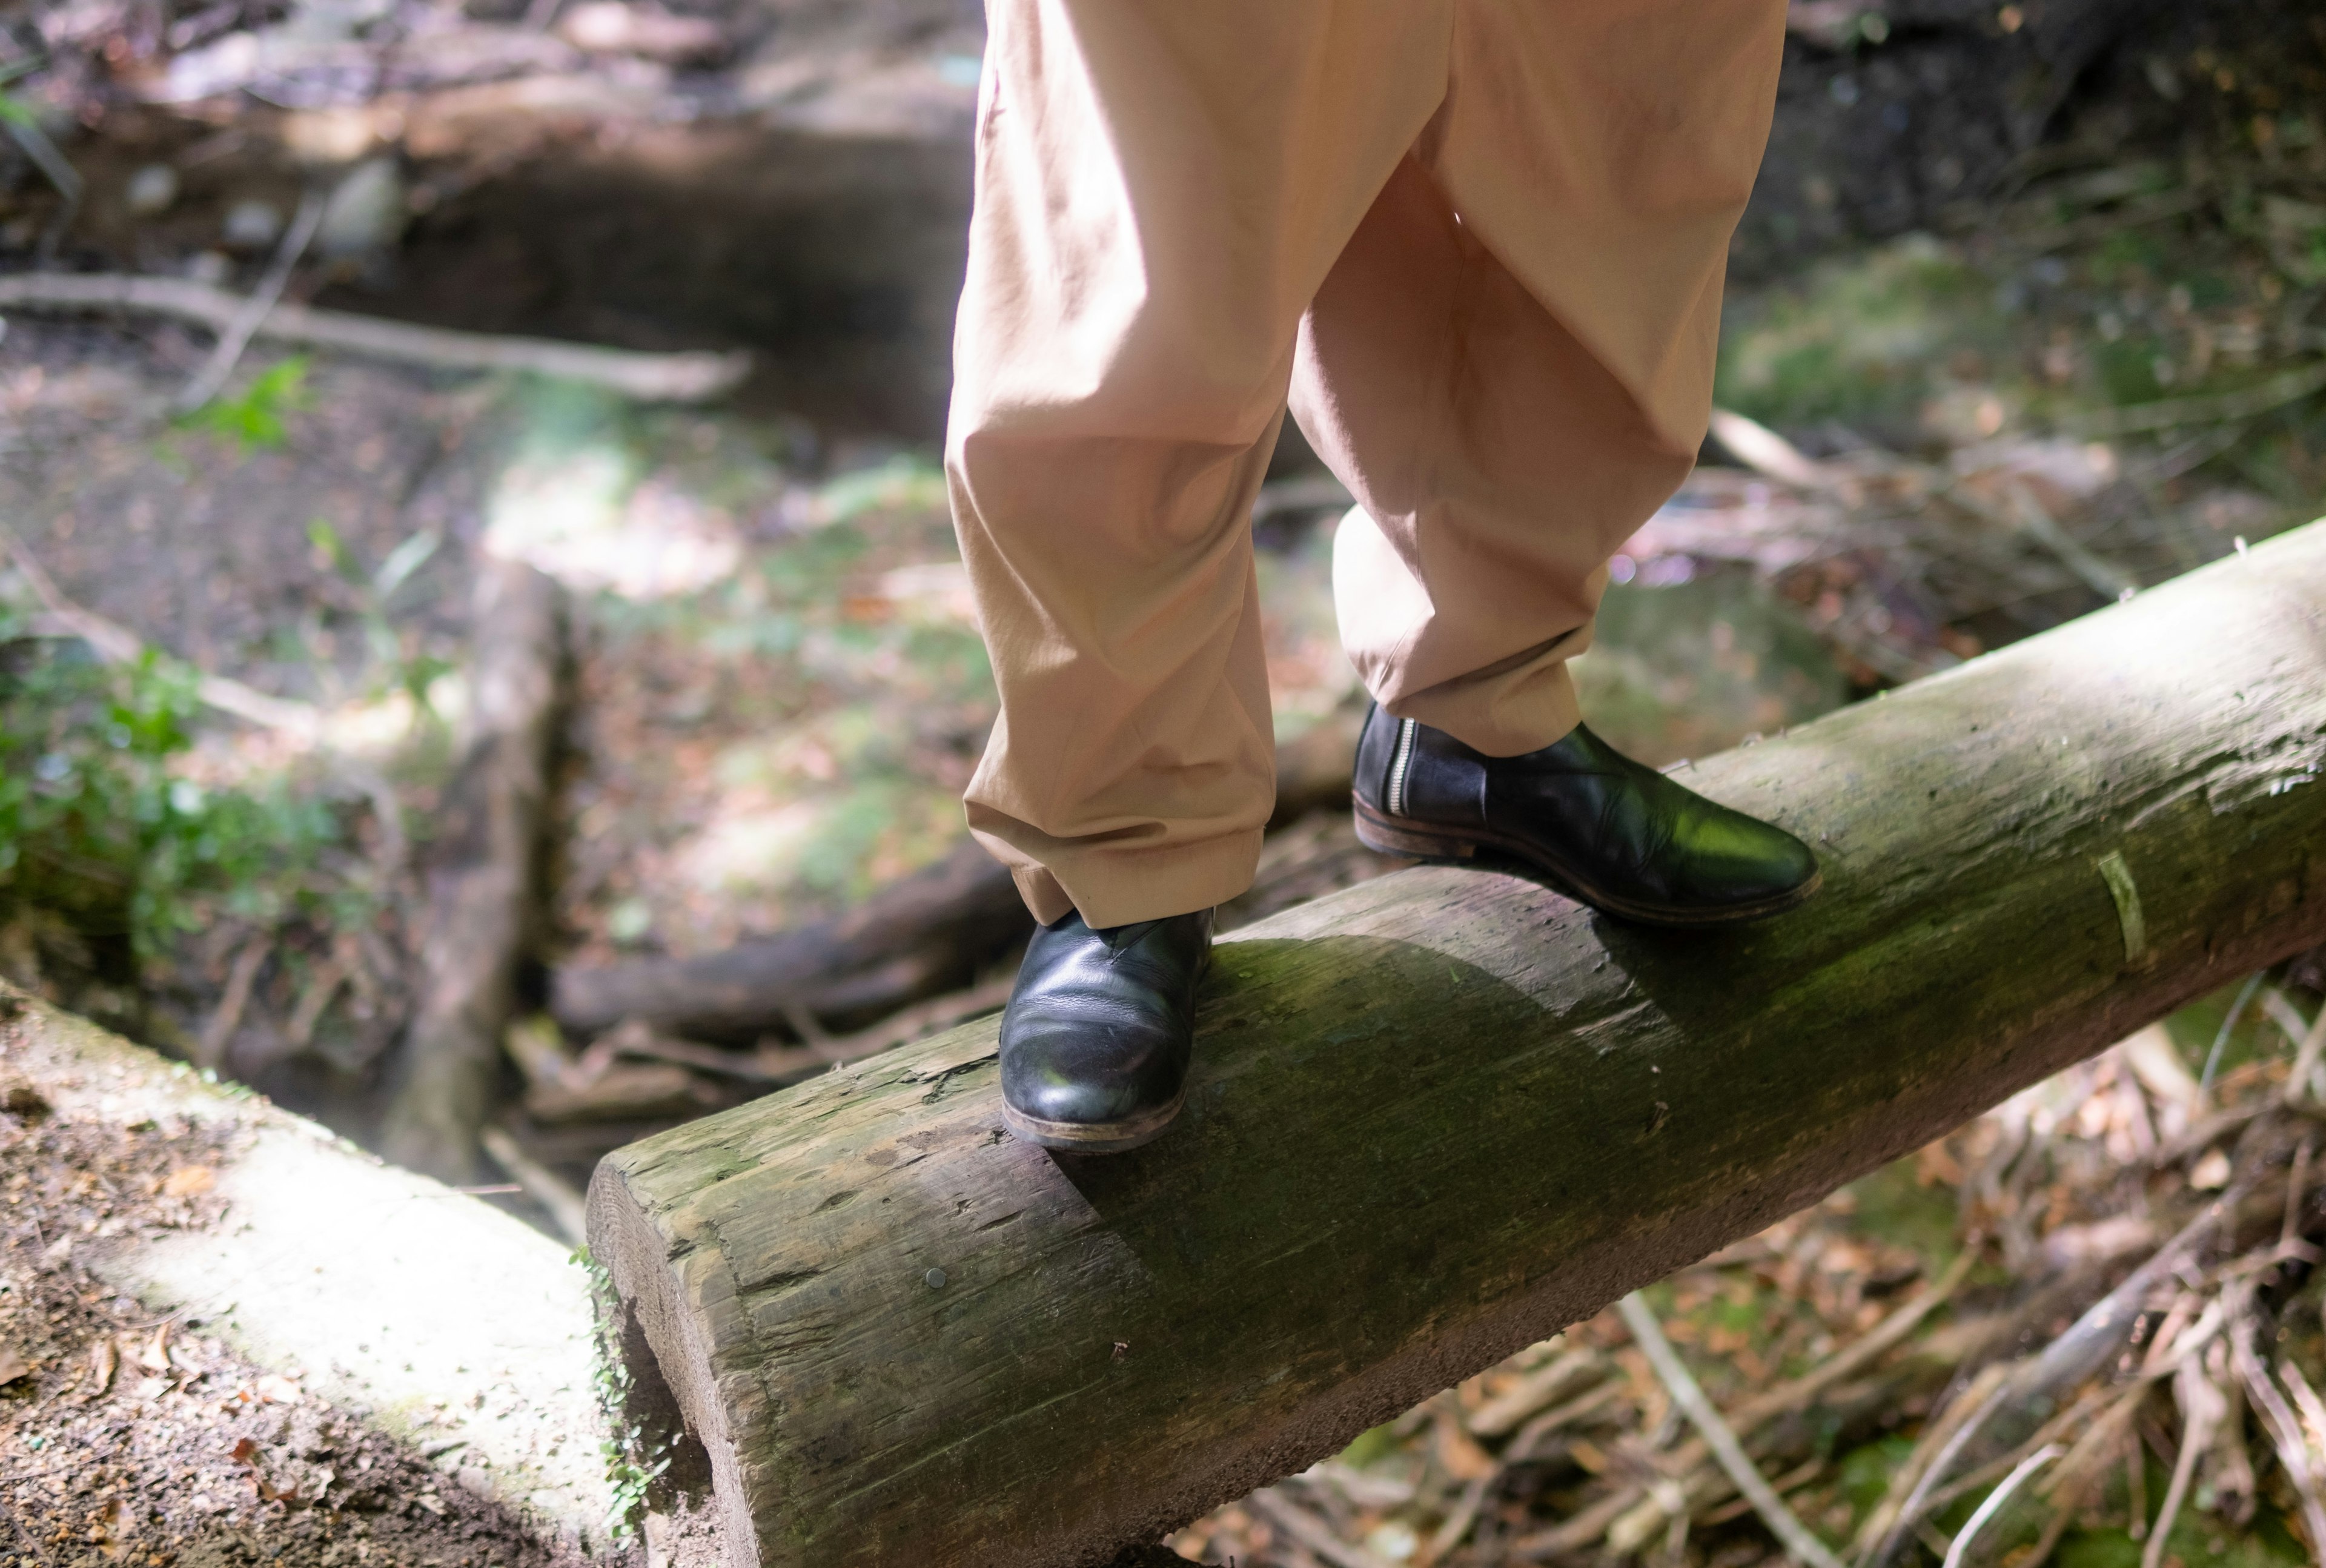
[574,1244,677,1541]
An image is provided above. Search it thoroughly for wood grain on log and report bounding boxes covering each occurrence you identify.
[383,560,566,1181]
[588,521,2326,1568]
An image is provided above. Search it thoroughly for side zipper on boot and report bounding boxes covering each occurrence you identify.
[1385,716,1419,818]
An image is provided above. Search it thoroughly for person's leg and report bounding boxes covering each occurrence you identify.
[951,0,1452,1148]
[1298,0,1788,756]
[950,0,1450,932]
[1296,0,1818,921]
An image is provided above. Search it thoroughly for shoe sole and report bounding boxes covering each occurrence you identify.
[1353,797,1822,928]
[1001,1088,1187,1155]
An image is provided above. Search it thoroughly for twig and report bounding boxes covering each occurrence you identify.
[1999,479,2141,601]
[1502,1378,1626,1463]
[1941,1444,2061,1568]
[2284,1137,2317,1259]
[1419,1473,1493,1566]
[480,1125,588,1245]
[2018,1388,2149,1568]
[179,190,325,414]
[1738,1248,1976,1422]
[1708,408,1858,493]
[2230,1317,2326,1561]
[1519,1251,1975,1558]
[1246,1488,1397,1568]
[0,111,83,265]
[758,974,1017,1075]
[1467,1348,1607,1438]
[2064,360,2326,438]
[197,938,271,1069]
[1618,1292,1847,1568]
[1858,1366,2017,1568]
[2201,971,2268,1108]
[282,952,351,1050]
[0,526,322,736]
[2142,1363,2227,1568]
[2286,996,2326,1110]
[0,273,752,402]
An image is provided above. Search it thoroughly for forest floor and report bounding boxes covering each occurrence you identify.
[2,0,2326,1563]
[0,1064,609,1568]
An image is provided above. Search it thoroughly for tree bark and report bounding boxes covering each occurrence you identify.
[383,560,566,1182]
[587,521,2326,1568]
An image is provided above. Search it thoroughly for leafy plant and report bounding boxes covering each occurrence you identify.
[574,1245,677,1541]
[179,356,313,453]
[0,597,371,970]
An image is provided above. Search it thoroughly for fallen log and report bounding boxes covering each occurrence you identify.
[549,838,1032,1044]
[546,707,1368,1047]
[588,520,2326,1568]
[382,559,566,1182]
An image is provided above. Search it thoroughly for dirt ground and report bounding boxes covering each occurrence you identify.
[0,1056,626,1568]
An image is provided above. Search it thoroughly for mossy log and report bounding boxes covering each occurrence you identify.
[588,521,2326,1568]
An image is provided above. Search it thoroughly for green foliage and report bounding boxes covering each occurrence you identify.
[181,356,312,452]
[573,1245,675,1541]
[1715,237,1992,430]
[0,600,365,963]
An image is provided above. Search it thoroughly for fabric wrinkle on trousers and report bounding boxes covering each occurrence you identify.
[947,0,1788,928]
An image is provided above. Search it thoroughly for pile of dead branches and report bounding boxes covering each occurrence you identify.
[1175,956,2326,1568]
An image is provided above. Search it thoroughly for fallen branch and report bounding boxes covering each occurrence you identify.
[1617,1292,1847,1568]
[382,561,567,1181]
[550,837,1030,1042]
[0,272,752,403]
[480,1124,588,1245]
[1,526,322,736]
[179,191,324,414]
[2063,360,2326,439]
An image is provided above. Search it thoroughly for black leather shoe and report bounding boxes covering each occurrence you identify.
[998,908,1212,1153]
[1352,705,1819,926]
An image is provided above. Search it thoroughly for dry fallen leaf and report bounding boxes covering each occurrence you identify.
[0,1346,35,1385]
[254,1372,301,1404]
[135,1322,171,1373]
[94,1497,129,1560]
[88,1337,116,1397]
[2192,1147,2233,1190]
[133,1375,169,1401]
[162,1165,216,1198]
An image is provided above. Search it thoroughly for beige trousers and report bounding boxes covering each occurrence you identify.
[947,0,1788,927]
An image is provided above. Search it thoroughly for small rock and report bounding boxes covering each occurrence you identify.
[221,199,282,250]
[456,1464,493,1496]
[125,164,181,216]
[315,157,406,259]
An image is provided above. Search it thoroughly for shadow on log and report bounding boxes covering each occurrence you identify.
[587,521,2326,1568]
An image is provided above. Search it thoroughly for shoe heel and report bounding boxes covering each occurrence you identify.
[1353,799,1477,861]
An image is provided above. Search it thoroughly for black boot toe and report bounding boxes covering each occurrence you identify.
[1353,704,1819,926]
[999,909,1211,1153]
